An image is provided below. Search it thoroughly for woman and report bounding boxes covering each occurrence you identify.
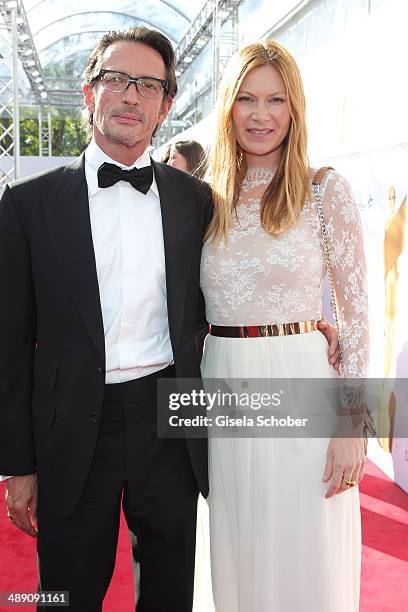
[200,40,368,611]
[168,139,207,178]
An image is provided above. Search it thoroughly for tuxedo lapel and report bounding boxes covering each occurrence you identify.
[152,160,196,350]
[41,156,195,360]
[43,154,105,361]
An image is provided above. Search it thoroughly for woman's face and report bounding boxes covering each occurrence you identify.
[232,64,291,168]
[168,146,188,171]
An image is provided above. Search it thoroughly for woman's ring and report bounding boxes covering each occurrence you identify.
[343,477,357,487]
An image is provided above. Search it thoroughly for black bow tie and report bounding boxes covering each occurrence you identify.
[97,162,153,194]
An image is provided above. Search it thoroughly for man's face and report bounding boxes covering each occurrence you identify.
[84,40,172,162]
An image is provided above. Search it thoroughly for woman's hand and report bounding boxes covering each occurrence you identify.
[317,319,340,372]
[322,437,366,498]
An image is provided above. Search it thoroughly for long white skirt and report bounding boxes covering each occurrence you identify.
[196,330,361,612]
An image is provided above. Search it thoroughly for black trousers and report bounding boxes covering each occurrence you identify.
[37,366,199,611]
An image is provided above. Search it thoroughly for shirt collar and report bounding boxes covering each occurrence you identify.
[84,139,159,197]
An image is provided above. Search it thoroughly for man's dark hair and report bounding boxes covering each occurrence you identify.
[81,26,178,140]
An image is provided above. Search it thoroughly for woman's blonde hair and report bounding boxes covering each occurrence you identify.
[206,39,309,243]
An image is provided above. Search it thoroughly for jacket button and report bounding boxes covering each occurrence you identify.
[91,412,99,424]
[97,363,104,374]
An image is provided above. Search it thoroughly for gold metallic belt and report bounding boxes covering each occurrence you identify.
[209,320,318,338]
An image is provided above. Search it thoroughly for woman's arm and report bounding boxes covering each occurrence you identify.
[319,171,369,497]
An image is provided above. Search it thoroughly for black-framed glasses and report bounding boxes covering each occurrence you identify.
[95,69,168,99]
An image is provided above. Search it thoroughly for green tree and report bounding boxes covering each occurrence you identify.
[19,107,87,156]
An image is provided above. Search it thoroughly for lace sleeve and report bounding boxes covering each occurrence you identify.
[322,171,369,378]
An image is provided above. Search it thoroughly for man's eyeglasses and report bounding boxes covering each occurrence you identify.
[95,69,168,100]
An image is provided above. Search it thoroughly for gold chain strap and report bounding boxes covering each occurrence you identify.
[313,169,376,439]
[312,169,344,371]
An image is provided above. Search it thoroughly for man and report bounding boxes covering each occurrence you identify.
[0,26,211,611]
[0,25,339,612]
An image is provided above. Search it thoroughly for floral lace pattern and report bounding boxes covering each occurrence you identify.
[200,168,369,377]
[242,167,275,191]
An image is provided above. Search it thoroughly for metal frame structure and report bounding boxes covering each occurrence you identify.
[211,0,239,105]
[175,0,242,78]
[0,0,245,165]
[38,105,51,155]
[163,0,242,143]
[0,0,48,103]
[0,0,196,112]
[0,3,20,185]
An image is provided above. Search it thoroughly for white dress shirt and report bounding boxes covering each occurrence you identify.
[85,139,173,383]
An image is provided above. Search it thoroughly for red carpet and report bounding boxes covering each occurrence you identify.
[359,460,408,611]
[0,459,407,611]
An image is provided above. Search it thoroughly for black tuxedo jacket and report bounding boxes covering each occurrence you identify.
[0,154,212,516]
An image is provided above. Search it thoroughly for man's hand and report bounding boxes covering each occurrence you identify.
[317,319,340,372]
[5,474,38,537]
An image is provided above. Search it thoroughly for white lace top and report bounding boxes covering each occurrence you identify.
[200,168,369,377]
